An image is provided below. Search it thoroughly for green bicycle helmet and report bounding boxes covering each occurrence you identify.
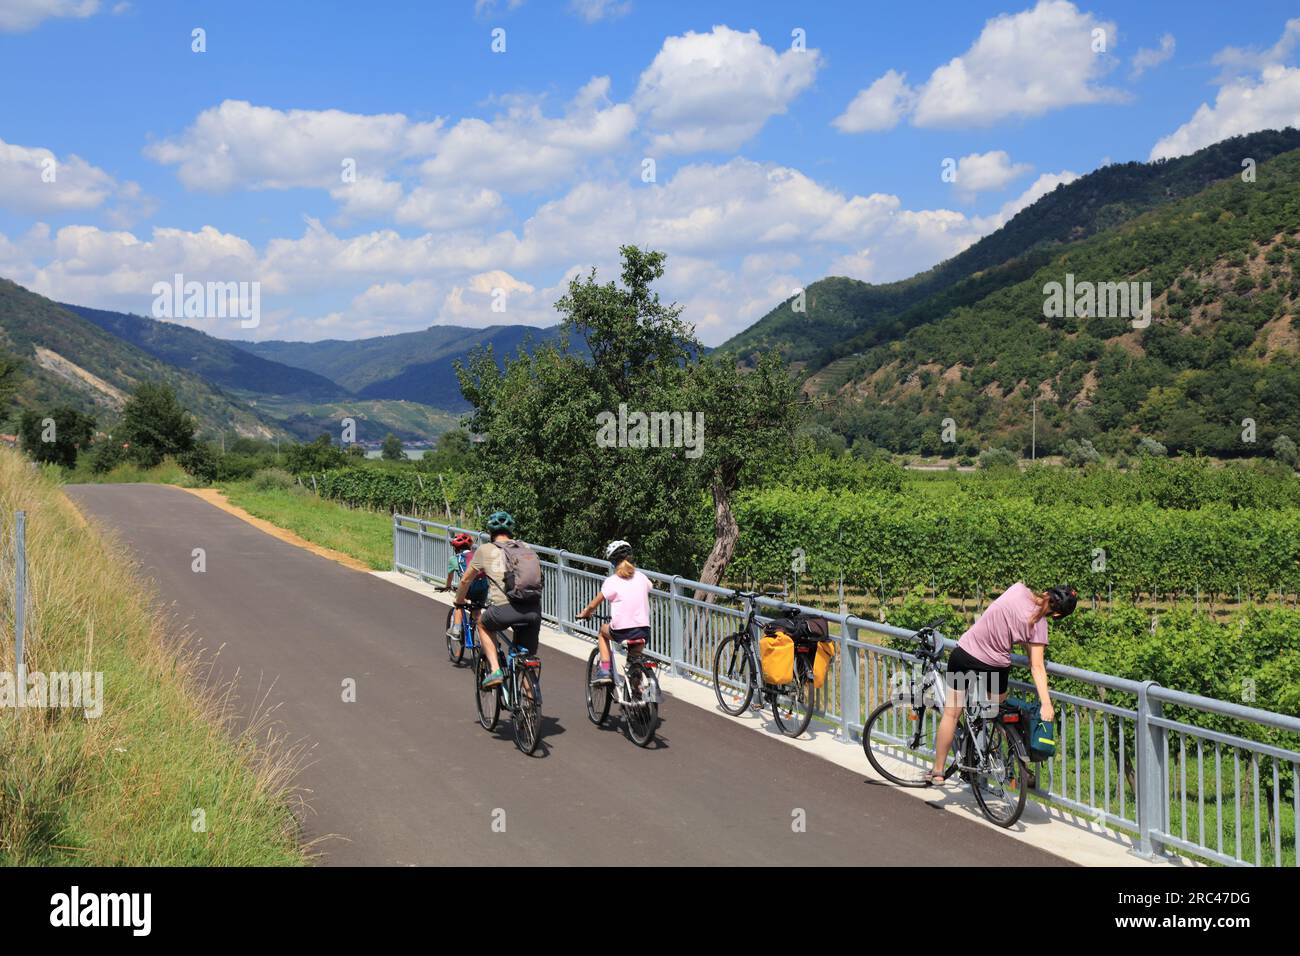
[485,510,516,535]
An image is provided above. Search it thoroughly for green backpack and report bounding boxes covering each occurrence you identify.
[1005,697,1057,762]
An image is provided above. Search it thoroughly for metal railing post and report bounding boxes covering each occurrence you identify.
[670,577,685,677]
[556,551,571,634]
[15,510,26,694]
[1135,680,1168,859]
[417,523,425,580]
[839,620,860,743]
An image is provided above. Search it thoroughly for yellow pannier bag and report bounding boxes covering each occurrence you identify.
[760,632,794,685]
[812,641,838,689]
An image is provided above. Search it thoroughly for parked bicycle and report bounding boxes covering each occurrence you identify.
[861,623,1031,827]
[475,629,544,755]
[711,590,815,738]
[582,614,661,747]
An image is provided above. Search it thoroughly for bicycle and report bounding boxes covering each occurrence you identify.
[711,590,815,738]
[442,592,487,668]
[475,629,544,755]
[861,622,1031,827]
[582,615,661,747]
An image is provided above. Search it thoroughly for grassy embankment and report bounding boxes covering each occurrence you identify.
[0,449,306,865]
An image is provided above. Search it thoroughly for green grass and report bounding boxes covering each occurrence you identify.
[0,449,305,865]
[55,456,198,487]
[220,480,394,570]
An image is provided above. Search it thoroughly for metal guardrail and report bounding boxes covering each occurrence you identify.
[394,514,1300,867]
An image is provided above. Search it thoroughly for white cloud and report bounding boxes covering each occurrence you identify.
[569,0,630,22]
[3,154,1085,344]
[1150,17,1300,163]
[634,26,820,153]
[418,77,635,191]
[0,0,98,32]
[832,70,914,133]
[0,137,151,223]
[145,100,444,192]
[1130,33,1175,79]
[1212,17,1300,78]
[951,150,1033,198]
[837,0,1122,132]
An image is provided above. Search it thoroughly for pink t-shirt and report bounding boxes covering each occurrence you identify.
[602,570,652,630]
[956,582,1048,668]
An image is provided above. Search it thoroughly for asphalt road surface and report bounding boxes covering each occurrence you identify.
[68,483,1067,867]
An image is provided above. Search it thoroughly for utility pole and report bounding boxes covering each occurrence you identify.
[1031,399,1037,461]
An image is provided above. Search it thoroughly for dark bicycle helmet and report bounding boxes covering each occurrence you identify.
[485,510,516,535]
[604,539,633,564]
[450,532,473,549]
[1047,584,1079,618]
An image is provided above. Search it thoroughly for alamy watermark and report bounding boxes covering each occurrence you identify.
[0,670,104,718]
[1043,273,1151,329]
[152,273,260,329]
[595,403,704,459]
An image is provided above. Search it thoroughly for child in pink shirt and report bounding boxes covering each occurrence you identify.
[577,540,653,685]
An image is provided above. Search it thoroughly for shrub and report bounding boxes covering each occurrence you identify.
[249,468,297,492]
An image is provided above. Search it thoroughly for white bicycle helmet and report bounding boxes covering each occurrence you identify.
[604,539,633,563]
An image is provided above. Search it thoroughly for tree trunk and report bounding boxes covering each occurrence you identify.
[694,477,739,603]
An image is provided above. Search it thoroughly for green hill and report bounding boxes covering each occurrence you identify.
[721,128,1300,374]
[64,303,347,400]
[235,323,567,411]
[817,145,1300,458]
[0,278,281,439]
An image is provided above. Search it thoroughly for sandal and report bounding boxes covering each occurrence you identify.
[924,772,947,787]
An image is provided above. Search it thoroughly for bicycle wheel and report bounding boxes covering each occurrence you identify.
[623,661,660,747]
[772,654,814,738]
[862,699,959,787]
[713,633,755,716]
[446,606,465,665]
[475,651,500,731]
[585,649,612,726]
[969,722,1028,827]
[512,666,543,755]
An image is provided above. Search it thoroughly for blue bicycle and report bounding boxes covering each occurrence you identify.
[476,632,543,755]
[444,593,487,668]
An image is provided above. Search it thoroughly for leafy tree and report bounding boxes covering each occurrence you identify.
[381,433,405,461]
[457,246,796,579]
[1273,433,1299,468]
[284,434,347,474]
[1062,438,1101,468]
[178,441,221,483]
[88,438,127,474]
[346,443,366,459]
[18,406,95,468]
[1137,436,1168,457]
[979,447,1018,470]
[119,383,196,467]
[0,349,23,416]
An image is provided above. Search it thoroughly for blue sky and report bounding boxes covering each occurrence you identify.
[1,0,1298,344]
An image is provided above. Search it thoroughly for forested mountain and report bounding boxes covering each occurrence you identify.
[813,144,1300,458]
[235,324,567,411]
[65,303,348,400]
[720,128,1300,376]
[0,279,279,438]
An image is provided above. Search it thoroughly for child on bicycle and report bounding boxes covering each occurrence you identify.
[576,539,652,686]
[444,532,488,643]
[926,582,1077,786]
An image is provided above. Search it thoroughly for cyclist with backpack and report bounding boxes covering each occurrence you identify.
[454,511,544,689]
[576,539,653,686]
[444,532,488,643]
[926,583,1077,786]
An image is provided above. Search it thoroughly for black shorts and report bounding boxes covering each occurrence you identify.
[608,626,650,644]
[945,645,1009,699]
[480,601,542,655]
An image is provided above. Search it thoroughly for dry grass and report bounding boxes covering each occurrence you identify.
[0,448,307,865]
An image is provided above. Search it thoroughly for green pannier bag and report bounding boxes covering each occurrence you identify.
[1005,696,1057,762]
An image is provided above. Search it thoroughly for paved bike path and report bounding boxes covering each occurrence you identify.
[67,483,1068,867]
